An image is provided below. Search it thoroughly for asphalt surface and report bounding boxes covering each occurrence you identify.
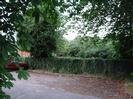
[3,72,100,99]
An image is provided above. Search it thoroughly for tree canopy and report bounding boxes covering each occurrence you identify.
[78,0,133,59]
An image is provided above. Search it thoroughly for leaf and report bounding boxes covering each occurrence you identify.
[0,91,10,99]
[3,81,14,89]
[16,69,29,80]
[1,47,8,61]
[25,9,33,16]
[17,15,24,22]
[80,0,88,6]
[5,72,15,81]
[31,0,40,6]
[32,7,40,23]
[7,31,14,35]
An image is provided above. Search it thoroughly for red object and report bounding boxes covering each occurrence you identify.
[5,60,28,71]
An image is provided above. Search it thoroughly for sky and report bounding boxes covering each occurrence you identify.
[62,18,108,41]
[61,3,108,41]
[63,29,107,41]
[63,32,78,41]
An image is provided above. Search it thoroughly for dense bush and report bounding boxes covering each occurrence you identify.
[24,57,133,79]
[58,36,117,59]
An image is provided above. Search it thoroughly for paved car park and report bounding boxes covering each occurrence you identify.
[3,71,129,99]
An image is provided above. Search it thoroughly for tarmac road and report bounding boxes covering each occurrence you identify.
[3,72,100,99]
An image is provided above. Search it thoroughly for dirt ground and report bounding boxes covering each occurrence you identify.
[4,70,132,99]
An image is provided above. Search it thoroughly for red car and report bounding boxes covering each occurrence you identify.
[5,59,28,71]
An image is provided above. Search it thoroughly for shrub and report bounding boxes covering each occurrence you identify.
[24,57,133,79]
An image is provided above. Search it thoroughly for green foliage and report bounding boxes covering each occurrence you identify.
[55,36,69,56]
[24,57,133,79]
[1,0,132,98]
[64,35,116,58]
[79,0,133,59]
[16,0,61,58]
[16,69,29,80]
[0,0,76,98]
[16,16,34,51]
[0,0,42,98]
[30,21,57,58]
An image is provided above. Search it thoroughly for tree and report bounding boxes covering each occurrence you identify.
[30,21,57,58]
[67,35,115,58]
[0,0,31,98]
[0,0,73,98]
[0,0,53,98]
[16,0,61,58]
[78,0,133,59]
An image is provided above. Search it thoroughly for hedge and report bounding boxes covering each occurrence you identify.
[24,57,133,79]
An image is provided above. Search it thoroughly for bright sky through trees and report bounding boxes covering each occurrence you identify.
[63,20,108,41]
[61,2,108,41]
